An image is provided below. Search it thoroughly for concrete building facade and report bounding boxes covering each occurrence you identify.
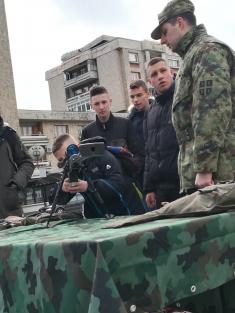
[46,35,181,113]
[18,109,95,170]
[0,0,19,130]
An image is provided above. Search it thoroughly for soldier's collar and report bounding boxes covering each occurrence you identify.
[174,24,207,57]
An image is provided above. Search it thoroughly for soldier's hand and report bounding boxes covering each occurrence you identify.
[146,192,156,209]
[195,172,214,189]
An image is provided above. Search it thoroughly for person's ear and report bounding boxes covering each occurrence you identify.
[177,16,185,31]
[148,77,154,87]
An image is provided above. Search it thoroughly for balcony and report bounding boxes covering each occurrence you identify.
[66,92,91,112]
[20,135,49,147]
[64,70,98,88]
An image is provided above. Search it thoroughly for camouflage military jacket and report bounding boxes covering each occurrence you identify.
[172,24,235,192]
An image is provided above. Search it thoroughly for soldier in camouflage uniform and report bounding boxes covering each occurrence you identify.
[151,0,235,193]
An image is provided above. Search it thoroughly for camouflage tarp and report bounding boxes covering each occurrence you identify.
[0,213,235,313]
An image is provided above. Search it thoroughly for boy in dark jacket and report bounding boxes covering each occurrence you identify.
[52,134,146,218]
[128,80,150,186]
[144,57,180,209]
[128,79,150,147]
[81,85,145,180]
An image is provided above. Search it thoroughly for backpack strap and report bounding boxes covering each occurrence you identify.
[131,181,148,212]
[99,179,131,215]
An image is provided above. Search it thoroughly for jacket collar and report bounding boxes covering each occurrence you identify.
[156,81,175,105]
[129,107,146,119]
[96,112,114,129]
[174,24,208,58]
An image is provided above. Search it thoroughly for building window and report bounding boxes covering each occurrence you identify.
[25,188,43,205]
[149,51,162,59]
[131,71,141,81]
[79,67,87,75]
[21,126,33,136]
[54,125,68,137]
[67,100,91,112]
[129,52,139,63]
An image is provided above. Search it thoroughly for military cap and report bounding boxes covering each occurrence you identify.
[151,0,195,40]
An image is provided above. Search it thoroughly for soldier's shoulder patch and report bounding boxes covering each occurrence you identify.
[199,88,205,96]
[206,88,212,95]
[199,81,205,87]
[199,80,213,96]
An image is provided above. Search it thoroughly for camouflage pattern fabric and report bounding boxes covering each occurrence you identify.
[0,213,235,312]
[172,24,235,192]
[105,182,235,228]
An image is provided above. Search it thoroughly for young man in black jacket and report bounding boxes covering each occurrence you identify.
[81,86,145,181]
[144,57,180,209]
[0,116,34,218]
[52,134,146,218]
[128,80,150,147]
[128,80,150,186]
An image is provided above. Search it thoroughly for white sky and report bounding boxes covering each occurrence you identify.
[4,0,235,110]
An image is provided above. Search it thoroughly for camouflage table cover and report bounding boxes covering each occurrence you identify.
[0,212,235,313]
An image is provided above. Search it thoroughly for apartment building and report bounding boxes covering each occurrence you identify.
[46,35,180,113]
[20,35,180,172]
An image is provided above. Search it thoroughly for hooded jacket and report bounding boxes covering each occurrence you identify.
[0,117,34,217]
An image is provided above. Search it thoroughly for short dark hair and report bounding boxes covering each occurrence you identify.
[90,85,108,98]
[168,12,196,27]
[129,80,148,93]
[147,57,167,68]
[52,133,71,154]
